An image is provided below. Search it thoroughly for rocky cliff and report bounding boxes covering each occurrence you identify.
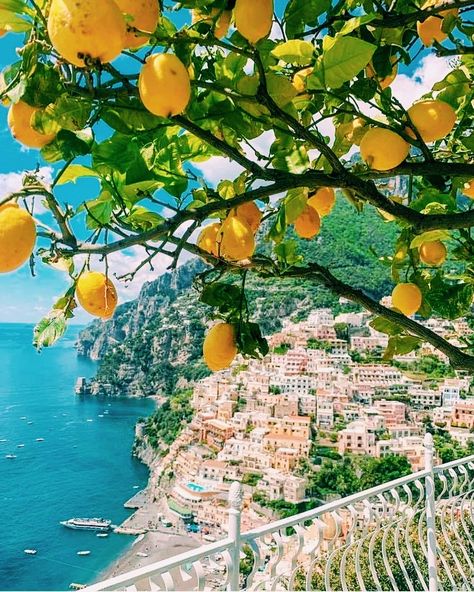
[76,200,397,397]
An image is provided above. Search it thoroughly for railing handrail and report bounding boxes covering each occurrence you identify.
[83,537,235,591]
[242,468,430,542]
[433,453,474,473]
[84,449,474,592]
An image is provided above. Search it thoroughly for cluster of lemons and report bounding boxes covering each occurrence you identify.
[0,0,469,367]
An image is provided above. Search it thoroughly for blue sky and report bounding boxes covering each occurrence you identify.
[0,2,445,325]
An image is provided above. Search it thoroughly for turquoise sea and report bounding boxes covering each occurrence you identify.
[0,324,155,591]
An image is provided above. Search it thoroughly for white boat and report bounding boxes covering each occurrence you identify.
[77,550,91,556]
[5,454,16,459]
[0,439,7,443]
[96,533,108,538]
[61,518,111,531]
[86,419,93,423]
[27,421,33,425]
[17,444,25,448]
[98,414,104,418]
[36,438,44,442]
[20,417,27,420]
[24,549,37,555]
[136,552,148,558]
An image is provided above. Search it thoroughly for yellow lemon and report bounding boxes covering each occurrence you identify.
[115,0,160,49]
[360,128,409,171]
[48,0,126,67]
[417,1,458,46]
[392,283,422,316]
[234,0,273,44]
[197,222,221,257]
[76,272,118,318]
[462,179,474,199]
[232,202,262,234]
[366,58,398,90]
[192,8,232,39]
[219,215,255,261]
[294,204,321,239]
[203,322,237,372]
[407,99,456,143]
[139,53,191,117]
[308,187,336,217]
[8,101,56,148]
[419,240,447,266]
[0,203,36,273]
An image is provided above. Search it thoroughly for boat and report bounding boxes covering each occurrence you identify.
[96,533,108,538]
[60,518,111,531]
[20,416,27,420]
[36,438,44,442]
[27,421,33,425]
[86,419,93,423]
[5,454,16,459]
[77,550,91,556]
[17,444,25,448]
[0,439,7,443]
[136,552,148,558]
[24,549,37,555]
[69,583,86,590]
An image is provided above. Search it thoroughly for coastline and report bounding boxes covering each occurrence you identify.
[96,531,200,583]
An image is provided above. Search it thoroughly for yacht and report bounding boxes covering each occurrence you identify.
[24,549,37,555]
[77,551,91,556]
[17,444,25,448]
[5,454,16,459]
[60,518,111,531]
[96,533,108,538]
[35,438,44,442]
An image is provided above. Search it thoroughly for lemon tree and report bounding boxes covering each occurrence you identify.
[0,0,474,370]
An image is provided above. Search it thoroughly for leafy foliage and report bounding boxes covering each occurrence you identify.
[0,0,473,372]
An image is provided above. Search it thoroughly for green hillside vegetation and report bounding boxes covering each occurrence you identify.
[79,199,397,397]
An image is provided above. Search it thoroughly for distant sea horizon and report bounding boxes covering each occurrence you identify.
[0,323,155,591]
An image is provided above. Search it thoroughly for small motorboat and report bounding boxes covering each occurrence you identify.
[24,549,37,555]
[77,550,91,556]
[5,454,16,459]
[136,552,148,558]
[96,533,108,538]
[20,417,27,420]
[35,438,44,442]
[17,444,25,448]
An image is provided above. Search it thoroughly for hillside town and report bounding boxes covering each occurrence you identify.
[132,301,474,538]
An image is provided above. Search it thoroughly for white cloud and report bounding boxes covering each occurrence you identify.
[391,54,451,109]
[0,167,53,214]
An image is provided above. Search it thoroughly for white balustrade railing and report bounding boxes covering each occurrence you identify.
[84,434,474,592]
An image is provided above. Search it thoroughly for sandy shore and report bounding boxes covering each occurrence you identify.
[96,531,200,584]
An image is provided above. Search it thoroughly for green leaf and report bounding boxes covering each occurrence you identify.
[100,97,161,134]
[0,7,31,32]
[271,40,315,65]
[265,73,298,107]
[125,207,163,231]
[200,283,242,314]
[237,321,269,359]
[56,164,99,185]
[426,275,474,320]
[284,0,330,38]
[337,14,378,36]
[41,129,93,163]
[284,188,308,224]
[82,192,114,229]
[274,240,303,266]
[321,36,376,88]
[267,206,287,244]
[43,95,92,131]
[383,335,420,360]
[33,310,68,351]
[369,316,402,336]
[410,230,450,249]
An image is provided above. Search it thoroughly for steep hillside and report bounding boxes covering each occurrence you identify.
[77,200,397,396]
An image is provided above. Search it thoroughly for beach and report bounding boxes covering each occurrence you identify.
[97,531,200,583]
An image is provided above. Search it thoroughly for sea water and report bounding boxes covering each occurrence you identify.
[0,324,154,590]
